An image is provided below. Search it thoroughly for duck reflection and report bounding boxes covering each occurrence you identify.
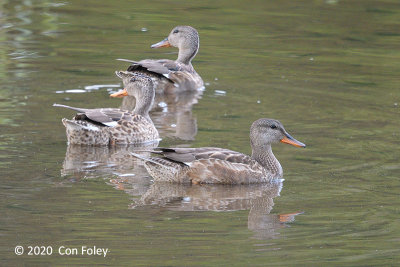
[126,180,302,240]
[119,89,202,141]
[61,143,157,180]
[61,145,301,239]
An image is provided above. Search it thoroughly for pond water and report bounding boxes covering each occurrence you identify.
[1,0,400,265]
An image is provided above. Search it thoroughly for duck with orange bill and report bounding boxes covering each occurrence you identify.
[118,26,204,93]
[132,118,306,184]
[54,71,159,146]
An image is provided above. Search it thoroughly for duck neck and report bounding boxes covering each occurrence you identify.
[177,41,199,65]
[251,144,283,178]
[133,90,154,121]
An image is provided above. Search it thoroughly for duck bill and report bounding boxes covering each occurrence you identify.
[110,88,128,98]
[278,212,304,223]
[151,38,171,48]
[280,133,306,148]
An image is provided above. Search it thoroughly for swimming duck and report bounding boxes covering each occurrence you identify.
[133,118,306,184]
[118,26,204,93]
[54,71,158,146]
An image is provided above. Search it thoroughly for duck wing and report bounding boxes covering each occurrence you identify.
[53,104,127,126]
[152,147,254,165]
[83,108,127,125]
[117,58,184,81]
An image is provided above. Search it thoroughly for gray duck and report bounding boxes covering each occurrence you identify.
[54,71,158,146]
[133,118,306,184]
[118,26,204,93]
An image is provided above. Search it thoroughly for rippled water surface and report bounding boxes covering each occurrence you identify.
[1,0,400,266]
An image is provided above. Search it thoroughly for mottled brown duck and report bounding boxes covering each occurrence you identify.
[54,71,158,146]
[118,26,204,93]
[133,118,306,184]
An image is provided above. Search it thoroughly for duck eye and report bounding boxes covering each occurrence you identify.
[270,124,277,129]
[173,29,179,34]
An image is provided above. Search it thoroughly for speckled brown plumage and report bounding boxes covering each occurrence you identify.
[133,119,306,184]
[118,26,203,93]
[54,72,159,146]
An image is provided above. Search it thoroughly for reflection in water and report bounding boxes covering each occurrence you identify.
[0,0,62,79]
[61,144,301,240]
[130,180,301,240]
[153,90,203,141]
[0,0,63,126]
[61,145,155,199]
[121,90,203,141]
[56,84,121,94]
[61,143,158,179]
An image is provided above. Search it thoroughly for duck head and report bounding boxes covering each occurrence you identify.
[250,118,306,149]
[151,26,199,65]
[112,71,155,118]
[112,71,154,98]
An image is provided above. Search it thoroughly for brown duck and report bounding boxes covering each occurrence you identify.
[54,71,158,146]
[118,26,204,93]
[133,118,306,184]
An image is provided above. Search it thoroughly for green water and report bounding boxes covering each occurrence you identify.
[1,0,400,266]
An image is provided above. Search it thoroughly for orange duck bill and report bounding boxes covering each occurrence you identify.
[110,88,128,98]
[151,38,171,48]
[278,211,304,223]
[280,132,306,148]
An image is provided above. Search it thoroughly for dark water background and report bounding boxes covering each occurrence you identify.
[1,0,399,265]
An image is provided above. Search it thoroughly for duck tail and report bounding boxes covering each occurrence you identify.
[116,58,138,64]
[60,118,109,145]
[130,152,162,165]
[131,152,187,182]
[62,118,101,132]
[53,103,87,113]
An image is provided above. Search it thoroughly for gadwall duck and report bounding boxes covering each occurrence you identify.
[133,118,306,184]
[54,71,158,146]
[118,26,204,93]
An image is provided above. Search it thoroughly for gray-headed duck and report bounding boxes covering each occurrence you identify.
[118,26,203,93]
[133,118,305,184]
[54,71,158,145]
